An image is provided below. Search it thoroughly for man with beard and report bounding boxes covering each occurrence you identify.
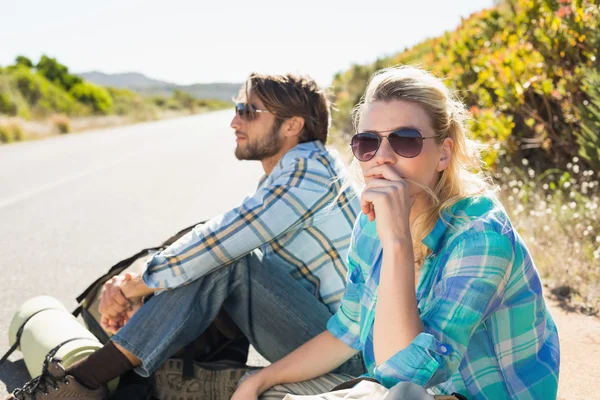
[3,73,364,400]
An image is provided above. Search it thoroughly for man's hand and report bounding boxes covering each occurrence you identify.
[98,273,145,334]
[99,275,131,317]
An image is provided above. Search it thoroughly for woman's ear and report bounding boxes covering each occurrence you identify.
[282,116,305,139]
[436,138,454,172]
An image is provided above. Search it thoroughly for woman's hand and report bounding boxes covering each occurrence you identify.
[361,164,414,246]
[231,374,263,400]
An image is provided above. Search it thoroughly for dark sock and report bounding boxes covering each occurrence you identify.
[66,341,134,390]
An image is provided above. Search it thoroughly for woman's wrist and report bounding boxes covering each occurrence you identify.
[245,368,278,394]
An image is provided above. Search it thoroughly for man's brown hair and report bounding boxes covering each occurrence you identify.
[240,72,331,144]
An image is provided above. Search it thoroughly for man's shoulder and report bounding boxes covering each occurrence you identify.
[273,142,348,186]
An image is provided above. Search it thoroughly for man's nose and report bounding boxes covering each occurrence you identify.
[231,113,242,130]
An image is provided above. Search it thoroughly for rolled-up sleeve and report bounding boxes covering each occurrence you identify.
[142,158,336,291]
[327,255,363,350]
[374,230,514,388]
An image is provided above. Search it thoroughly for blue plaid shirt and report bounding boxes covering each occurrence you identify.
[142,141,360,313]
[327,195,560,399]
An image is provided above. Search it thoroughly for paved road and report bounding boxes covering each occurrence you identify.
[0,111,264,395]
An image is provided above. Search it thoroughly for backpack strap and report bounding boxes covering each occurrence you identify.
[75,249,158,304]
[73,221,205,306]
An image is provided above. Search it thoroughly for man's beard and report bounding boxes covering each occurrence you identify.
[235,123,283,161]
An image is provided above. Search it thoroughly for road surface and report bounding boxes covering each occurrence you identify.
[0,111,264,395]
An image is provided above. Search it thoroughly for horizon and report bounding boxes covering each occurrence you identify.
[2,0,494,86]
[78,70,242,85]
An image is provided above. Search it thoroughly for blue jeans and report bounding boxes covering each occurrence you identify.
[112,250,366,377]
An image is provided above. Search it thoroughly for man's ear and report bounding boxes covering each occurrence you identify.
[436,137,454,172]
[281,116,305,139]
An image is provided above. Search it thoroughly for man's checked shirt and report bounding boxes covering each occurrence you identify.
[142,141,360,313]
[327,195,560,399]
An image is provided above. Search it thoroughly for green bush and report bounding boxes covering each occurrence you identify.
[331,0,600,173]
[194,98,230,110]
[107,87,138,115]
[152,96,168,108]
[9,66,75,116]
[0,92,17,115]
[576,68,600,170]
[69,82,113,114]
[172,89,195,111]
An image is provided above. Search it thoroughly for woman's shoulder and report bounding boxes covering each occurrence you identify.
[443,193,515,245]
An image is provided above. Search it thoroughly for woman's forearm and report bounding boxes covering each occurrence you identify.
[248,331,358,393]
[374,240,422,365]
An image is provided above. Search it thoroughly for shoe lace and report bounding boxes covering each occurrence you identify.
[12,356,69,400]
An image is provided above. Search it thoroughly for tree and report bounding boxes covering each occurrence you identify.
[15,56,33,69]
[36,55,82,92]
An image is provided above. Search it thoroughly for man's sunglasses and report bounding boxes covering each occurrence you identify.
[350,128,437,161]
[234,102,273,121]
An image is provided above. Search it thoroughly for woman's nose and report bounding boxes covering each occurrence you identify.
[372,137,397,165]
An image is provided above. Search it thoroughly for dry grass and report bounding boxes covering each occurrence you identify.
[50,114,71,134]
[494,158,600,314]
[0,119,24,143]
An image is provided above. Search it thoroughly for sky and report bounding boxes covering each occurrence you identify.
[1,0,494,86]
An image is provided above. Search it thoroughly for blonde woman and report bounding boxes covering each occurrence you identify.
[232,66,560,400]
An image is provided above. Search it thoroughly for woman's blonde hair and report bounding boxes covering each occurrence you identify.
[350,65,495,266]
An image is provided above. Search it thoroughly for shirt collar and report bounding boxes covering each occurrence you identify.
[275,140,325,170]
[421,195,494,254]
[258,141,326,187]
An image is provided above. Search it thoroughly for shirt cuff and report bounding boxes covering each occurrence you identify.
[141,253,189,294]
[373,332,453,388]
[327,312,362,350]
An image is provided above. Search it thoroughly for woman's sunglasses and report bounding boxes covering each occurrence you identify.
[234,102,273,121]
[350,128,437,161]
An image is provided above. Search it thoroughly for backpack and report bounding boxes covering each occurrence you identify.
[72,221,249,398]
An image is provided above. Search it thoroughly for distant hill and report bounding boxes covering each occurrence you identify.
[78,71,241,101]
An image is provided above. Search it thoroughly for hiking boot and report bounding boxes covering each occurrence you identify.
[3,357,108,400]
[153,358,250,400]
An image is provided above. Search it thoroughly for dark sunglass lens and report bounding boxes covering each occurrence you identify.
[351,133,380,161]
[388,129,423,158]
[235,104,255,120]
